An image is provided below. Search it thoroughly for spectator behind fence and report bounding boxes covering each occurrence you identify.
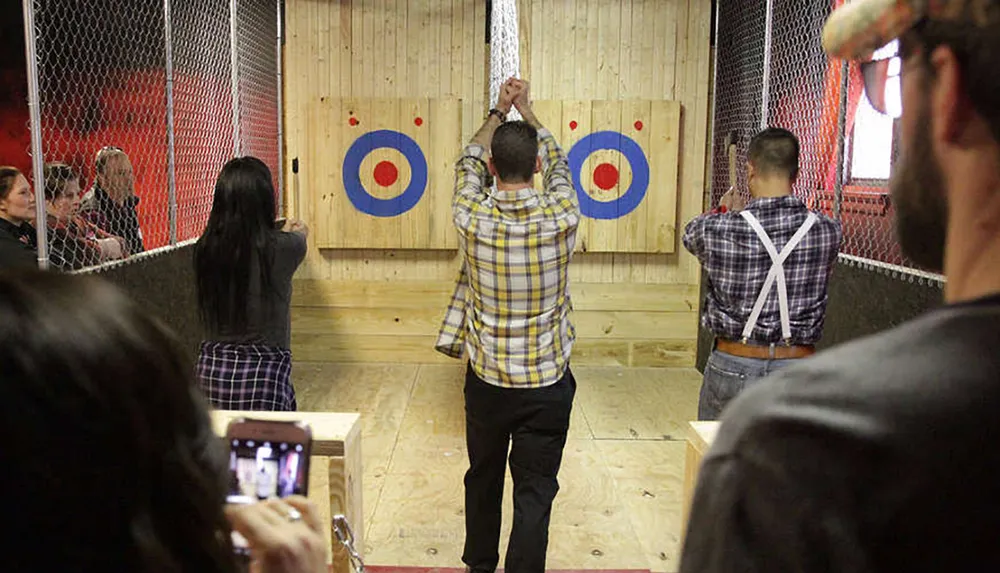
[0,270,326,573]
[680,1,1000,571]
[80,146,145,255]
[0,166,37,271]
[195,156,307,412]
[43,163,126,271]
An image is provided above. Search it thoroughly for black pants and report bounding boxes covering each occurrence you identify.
[462,363,576,573]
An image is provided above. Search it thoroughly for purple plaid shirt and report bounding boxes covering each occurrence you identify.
[683,196,842,345]
[197,341,296,411]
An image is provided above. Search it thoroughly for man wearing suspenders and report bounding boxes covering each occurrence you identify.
[681,3,1000,569]
[683,128,842,421]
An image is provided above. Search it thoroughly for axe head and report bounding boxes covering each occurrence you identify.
[724,130,739,150]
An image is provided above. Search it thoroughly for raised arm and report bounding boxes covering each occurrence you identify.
[453,79,518,215]
[512,81,577,210]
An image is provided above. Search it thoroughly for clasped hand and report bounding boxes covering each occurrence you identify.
[496,77,532,116]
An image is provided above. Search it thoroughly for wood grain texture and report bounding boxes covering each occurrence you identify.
[210,410,360,457]
[293,363,703,570]
[293,279,699,312]
[283,0,712,360]
[311,98,461,250]
[530,99,681,254]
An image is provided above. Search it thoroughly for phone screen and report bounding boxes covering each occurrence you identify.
[227,437,309,503]
[226,435,310,558]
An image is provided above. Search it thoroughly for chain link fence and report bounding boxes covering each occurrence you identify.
[22,0,282,271]
[237,0,282,198]
[711,0,944,286]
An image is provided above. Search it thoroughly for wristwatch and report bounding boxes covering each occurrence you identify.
[488,108,507,123]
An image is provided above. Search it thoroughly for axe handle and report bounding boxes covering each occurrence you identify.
[728,143,738,194]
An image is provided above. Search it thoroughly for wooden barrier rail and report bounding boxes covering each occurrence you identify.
[680,420,720,547]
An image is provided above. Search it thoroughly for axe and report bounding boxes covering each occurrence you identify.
[721,130,744,211]
[726,129,738,196]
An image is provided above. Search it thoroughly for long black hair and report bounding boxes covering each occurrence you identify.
[0,271,237,573]
[195,156,277,334]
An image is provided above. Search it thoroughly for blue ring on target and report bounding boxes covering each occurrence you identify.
[342,129,428,217]
[567,131,650,220]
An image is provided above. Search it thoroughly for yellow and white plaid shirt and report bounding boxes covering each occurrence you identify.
[434,128,579,388]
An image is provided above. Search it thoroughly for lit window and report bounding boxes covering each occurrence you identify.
[850,97,895,180]
[849,40,900,182]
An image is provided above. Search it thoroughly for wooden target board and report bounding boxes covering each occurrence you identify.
[311,98,678,253]
[531,99,681,254]
[312,98,462,249]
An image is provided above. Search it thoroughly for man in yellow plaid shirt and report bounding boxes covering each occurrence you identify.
[435,78,579,573]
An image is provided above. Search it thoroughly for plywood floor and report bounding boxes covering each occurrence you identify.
[295,363,701,573]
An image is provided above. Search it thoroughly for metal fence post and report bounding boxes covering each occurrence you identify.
[231,0,241,157]
[760,0,774,130]
[22,0,48,270]
[165,0,178,245]
[833,60,849,220]
[276,0,285,212]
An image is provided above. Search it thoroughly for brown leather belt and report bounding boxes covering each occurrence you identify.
[716,338,816,360]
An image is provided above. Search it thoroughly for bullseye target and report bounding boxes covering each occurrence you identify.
[342,129,428,218]
[567,131,650,220]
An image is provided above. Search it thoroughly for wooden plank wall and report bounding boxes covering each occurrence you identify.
[313,98,462,249]
[284,0,714,367]
[529,99,682,254]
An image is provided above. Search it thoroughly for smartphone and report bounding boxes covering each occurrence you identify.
[225,419,312,557]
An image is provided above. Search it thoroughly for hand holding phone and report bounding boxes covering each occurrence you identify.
[225,496,327,573]
[225,419,313,559]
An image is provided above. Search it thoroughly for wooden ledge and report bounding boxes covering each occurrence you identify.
[210,411,361,458]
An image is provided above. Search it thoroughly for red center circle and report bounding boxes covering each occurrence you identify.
[569,120,579,131]
[373,161,399,187]
[593,163,619,191]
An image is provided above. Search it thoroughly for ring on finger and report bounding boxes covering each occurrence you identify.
[287,507,303,523]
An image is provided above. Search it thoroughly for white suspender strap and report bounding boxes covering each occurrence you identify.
[739,211,819,342]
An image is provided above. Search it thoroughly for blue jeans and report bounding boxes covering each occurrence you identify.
[698,349,798,421]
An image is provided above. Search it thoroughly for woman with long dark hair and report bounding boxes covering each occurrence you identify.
[0,166,37,270]
[195,157,308,411]
[0,270,325,573]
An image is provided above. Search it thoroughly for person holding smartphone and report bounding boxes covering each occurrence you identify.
[194,157,309,411]
[0,270,326,573]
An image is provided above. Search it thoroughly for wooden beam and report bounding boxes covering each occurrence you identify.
[292,334,696,368]
[292,279,700,312]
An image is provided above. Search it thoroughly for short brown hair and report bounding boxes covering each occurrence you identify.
[490,121,539,183]
[905,11,1000,147]
[748,128,800,180]
[0,166,22,201]
[43,163,78,201]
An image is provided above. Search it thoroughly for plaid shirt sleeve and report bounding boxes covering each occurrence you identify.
[683,213,714,262]
[538,128,579,213]
[452,143,490,228]
[434,261,469,359]
[435,144,487,360]
[683,205,733,262]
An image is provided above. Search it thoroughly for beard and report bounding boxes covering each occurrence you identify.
[889,105,949,273]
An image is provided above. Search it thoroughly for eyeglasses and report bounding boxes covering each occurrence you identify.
[860,40,903,119]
